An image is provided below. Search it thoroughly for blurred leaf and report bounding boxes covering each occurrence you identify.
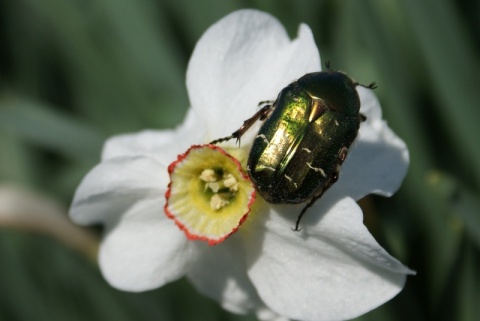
[399,0,480,187]
[12,0,187,132]
[419,176,462,306]
[0,185,98,260]
[338,0,455,306]
[427,171,480,249]
[457,243,480,321]
[0,96,105,163]
[0,132,32,184]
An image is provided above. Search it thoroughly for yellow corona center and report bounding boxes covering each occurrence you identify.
[165,144,255,245]
[200,169,239,210]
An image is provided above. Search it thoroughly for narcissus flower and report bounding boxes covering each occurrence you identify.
[70,9,414,321]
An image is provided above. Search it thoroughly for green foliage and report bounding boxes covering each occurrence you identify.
[1,0,479,320]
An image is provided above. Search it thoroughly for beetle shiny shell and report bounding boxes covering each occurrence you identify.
[211,64,375,230]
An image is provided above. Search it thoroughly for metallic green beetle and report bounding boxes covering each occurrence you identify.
[211,63,376,230]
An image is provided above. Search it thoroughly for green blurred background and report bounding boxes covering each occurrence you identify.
[0,0,479,320]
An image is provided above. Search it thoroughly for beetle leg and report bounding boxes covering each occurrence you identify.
[293,198,315,231]
[293,173,339,231]
[258,100,274,107]
[293,146,349,231]
[293,179,335,231]
[209,103,274,145]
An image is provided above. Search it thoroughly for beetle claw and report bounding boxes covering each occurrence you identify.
[292,223,302,232]
[209,136,230,145]
[258,100,274,107]
[293,205,309,232]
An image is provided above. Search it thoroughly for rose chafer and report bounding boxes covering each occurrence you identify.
[211,63,376,230]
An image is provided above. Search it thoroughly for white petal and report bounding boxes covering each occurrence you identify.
[334,88,409,200]
[187,9,321,143]
[246,196,413,321]
[70,156,194,291]
[99,197,195,291]
[101,108,206,163]
[70,156,165,225]
[187,236,262,314]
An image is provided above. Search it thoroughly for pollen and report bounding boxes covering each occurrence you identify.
[199,169,217,182]
[210,194,229,210]
[223,174,239,191]
[199,169,239,210]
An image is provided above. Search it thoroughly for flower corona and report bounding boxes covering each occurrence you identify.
[165,144,256,245]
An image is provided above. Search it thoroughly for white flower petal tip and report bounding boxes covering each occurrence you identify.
[186,9,321,141]
[165,144,256,245]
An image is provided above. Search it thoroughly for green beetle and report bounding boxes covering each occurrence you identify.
[211,63,376,230]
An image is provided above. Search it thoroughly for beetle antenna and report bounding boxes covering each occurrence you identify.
[324,61,332,70]
[356,81,377,89]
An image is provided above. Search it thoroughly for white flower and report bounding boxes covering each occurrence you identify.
[70,9,414,321]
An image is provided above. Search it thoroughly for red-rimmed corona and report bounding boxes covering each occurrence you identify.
[164,144,256,245]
